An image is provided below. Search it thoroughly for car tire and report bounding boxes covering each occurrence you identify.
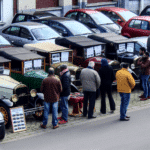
[0,103,11,129]
[0,123,5,140]
[33,100,44,121]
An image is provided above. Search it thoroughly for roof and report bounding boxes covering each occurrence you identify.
[96,7,129,12]
[56,36,105,48]
[0,56,11,63]
[0,47,44,61]
[128,16,150,21]
[65,9,99,16]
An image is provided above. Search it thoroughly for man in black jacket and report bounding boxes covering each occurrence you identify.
[99,58,116,114]
[58,64,71,124]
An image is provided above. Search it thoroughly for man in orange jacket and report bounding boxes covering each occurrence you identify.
[116,63,135,121]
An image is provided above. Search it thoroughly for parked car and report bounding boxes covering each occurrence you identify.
[88,32,143,82]
[32,17,94,37]
[140,5,150,16]
[24,42,83,86]
[0,22,61,47]
[55,35,120,85]
[0,112,5,140]
[96,7,137,27]
[12,12,57,23]
[121,16,150,38]
[0,55,45,128]
[64,9,121,34]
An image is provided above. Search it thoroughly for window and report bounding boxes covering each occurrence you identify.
[146,8,150,16]
[128,19,135,28]
[133,20,141,29]
[41,20,49,25]
[79,13,94,24]
[2,27,11,34]
[15,15,26,22]
[20,28,32,39]
[26,15,36,21]
[9,27,20,36]
[141,21,149,30]
[66,12,77,19]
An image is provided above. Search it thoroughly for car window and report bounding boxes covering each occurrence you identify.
[66,12,78,19]
[9,26,20,36]
[41,20,49,25]
[26,15,36,21]
[135,43,142,54]
[15,15,26,22]
[128,19,135,28]
[105,11,123,22]
[20,28,32,39]
[79,13,94,24]
[2,27,11,34]
[146,8,150,15]
[141,21,149,30]
[133,20,142,29]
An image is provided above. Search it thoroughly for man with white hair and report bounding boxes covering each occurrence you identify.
[80,61,101,119]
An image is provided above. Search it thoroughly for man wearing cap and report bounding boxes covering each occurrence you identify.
[80,61,101,119]
[99,58,116,114]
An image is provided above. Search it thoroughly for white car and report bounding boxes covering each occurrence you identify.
[0,112,5,140]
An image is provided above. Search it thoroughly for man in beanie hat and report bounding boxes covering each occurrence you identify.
[99,58,116,114]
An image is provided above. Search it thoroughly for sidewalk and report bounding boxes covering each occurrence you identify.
[1,86,150,144]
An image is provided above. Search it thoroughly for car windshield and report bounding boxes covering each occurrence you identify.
[0,36,11,45]
[61,21,93,35]
[117,11,137,21]
[31,27,61,40]
[89,12,114,24]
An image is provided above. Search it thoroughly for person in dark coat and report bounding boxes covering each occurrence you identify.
[99,58,116,114]
[40,67,62,129]
[58,64,71,124]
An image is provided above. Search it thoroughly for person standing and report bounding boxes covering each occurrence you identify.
[116,63,135,121]
[99,58,116,114]
[137,52,150,100]
[80,61,100,119]
[58,64,71,124]
[40,68,62,129]
[139,47,146,56]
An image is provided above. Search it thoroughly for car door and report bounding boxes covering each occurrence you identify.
[19,27,34,46]
[2,26,21,46]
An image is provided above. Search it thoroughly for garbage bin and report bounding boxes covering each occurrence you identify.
[0,112,5,140]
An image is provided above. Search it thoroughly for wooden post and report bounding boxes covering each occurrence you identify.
[72,51,73,63]
[22,61,24,75]
[44,58,46,71]
[49,53,51,66]
[9,62,11,76]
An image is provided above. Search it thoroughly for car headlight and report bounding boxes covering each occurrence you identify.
[11,94,18,103]
[30,89,37,97]
[71,75,76,82]
[131,64,135,70]
[0,112,4,120]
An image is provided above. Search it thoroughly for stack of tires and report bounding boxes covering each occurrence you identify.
[0,112,5,140]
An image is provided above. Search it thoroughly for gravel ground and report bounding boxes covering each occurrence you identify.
[1,85,150,144]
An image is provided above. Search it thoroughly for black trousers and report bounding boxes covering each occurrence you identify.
[100,85,115,114]
[83,91,96,118]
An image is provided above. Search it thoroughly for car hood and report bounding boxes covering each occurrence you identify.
[24,70,48,79]
[34,39,56,44]
[0,75,20,89]
[100,24,121,34]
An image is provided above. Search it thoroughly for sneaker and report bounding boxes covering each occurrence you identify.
[147,96,150,99]
[53,124,59,129]
[58,120,68,124]
[140,97,148,101]
[40,124,46,129]
[139,95,145,98]
[57,117,63,120]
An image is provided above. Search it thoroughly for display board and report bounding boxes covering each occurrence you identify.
[10,106,27,133]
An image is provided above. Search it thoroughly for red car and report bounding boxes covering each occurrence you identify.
[96,7,137,27]
[121,16,150,38]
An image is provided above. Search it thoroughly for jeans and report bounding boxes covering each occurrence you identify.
[119,93,130,120]
[43,101,58,126]
[83,91,96,118]
[141,75,150,98]
[60,96,69,121]
[100,85,115,114]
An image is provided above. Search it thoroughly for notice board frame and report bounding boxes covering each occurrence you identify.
[10,106,27,133]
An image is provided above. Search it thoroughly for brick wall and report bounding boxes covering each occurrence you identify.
[88,0,113,3]
[13,0,17,15]
[36,0,59,9]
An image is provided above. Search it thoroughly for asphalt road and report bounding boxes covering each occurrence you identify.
[1,106,150,150]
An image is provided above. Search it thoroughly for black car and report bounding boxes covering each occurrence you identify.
[32,17,94,37]
[0,112,5,140]
[140,5,150,16]
[12,11,57,23]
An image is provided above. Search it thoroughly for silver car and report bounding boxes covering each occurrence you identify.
[0,22,61,46]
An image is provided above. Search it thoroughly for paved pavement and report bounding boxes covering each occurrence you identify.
[1,85,150,144]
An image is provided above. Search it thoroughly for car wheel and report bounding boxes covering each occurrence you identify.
[33,100,43,121]
[0,103,11,128]
[0,123,5,140]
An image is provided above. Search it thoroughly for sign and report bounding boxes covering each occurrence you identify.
[61,52,69,62]
[24,60,32,73]
[86,47,94,58]
[127,43,134,53]
[10,106,27,133]
[52,53,60,64]
[3,69,10,75]
[34,59,42,69]
[94,45,102,56]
